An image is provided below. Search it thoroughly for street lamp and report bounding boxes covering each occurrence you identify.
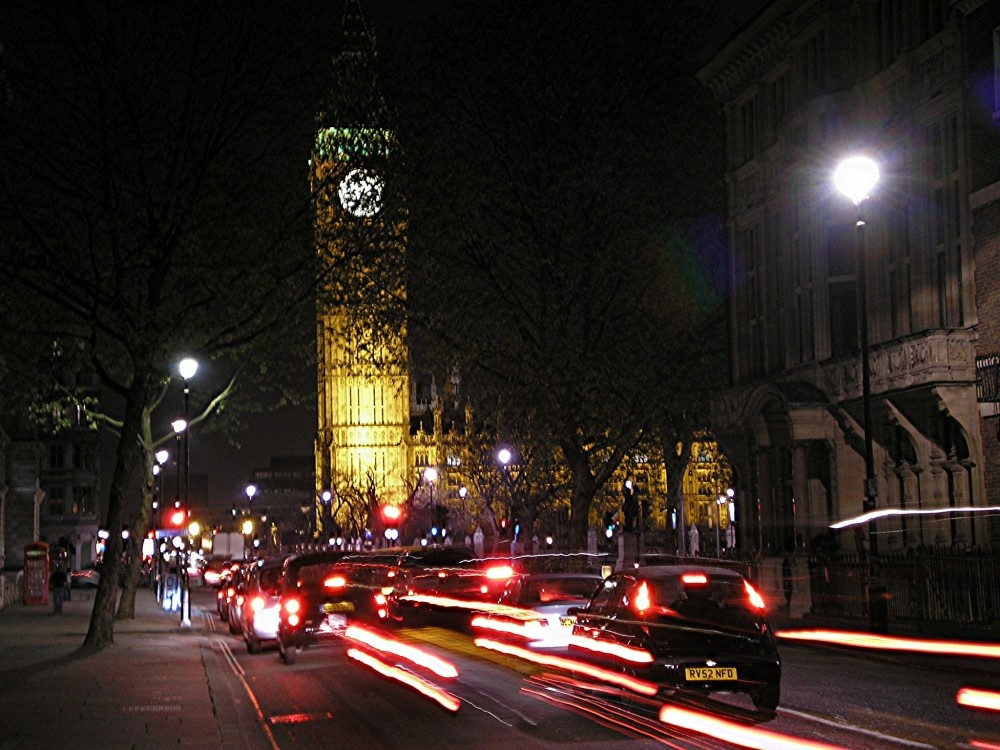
[834,154,887,633]
[423,467,438,539]
[715,496,725,556]
[321,490,332,545]
[177,356,198,628]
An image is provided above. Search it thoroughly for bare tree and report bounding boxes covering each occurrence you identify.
[384,2,729,548]
[0,1,390,648]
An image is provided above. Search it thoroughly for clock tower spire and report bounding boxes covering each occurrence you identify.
[312,0,410,540]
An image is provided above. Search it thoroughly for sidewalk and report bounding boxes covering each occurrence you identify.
[0,587,264,750]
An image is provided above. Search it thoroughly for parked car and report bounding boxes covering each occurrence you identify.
[486,572,603,648]
[277,551,349,665]
[240,557,286,654]
[70,565,101,588]
[569,565,782,715]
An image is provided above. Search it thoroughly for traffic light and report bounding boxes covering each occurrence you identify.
[168,508,187,528]
[381,504,402,542]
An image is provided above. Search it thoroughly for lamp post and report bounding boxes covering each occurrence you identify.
[321,490,332,546]
[245,484,257,557]
[177,356,198,628]
[715,496,725,557]
[423,467,438,540]
[834,155,887,633]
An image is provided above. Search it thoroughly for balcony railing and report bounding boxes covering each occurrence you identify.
[976,353,1000,402]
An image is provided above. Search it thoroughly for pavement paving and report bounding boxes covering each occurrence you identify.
[0,586,271,750]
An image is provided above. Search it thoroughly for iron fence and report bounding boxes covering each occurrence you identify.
[809,549,1000,626]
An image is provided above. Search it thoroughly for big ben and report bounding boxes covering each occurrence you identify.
[313,1,410,536]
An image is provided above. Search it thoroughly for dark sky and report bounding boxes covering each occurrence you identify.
[153,0,766,513]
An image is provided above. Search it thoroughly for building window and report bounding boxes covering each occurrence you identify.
[735,96,757,165]
[49,444,65,470]
[740,224,765,379]
[878,0,907,69]
[827,223,858,359]
[926,113,963,327]
[48,485,65,516]
[72,486,94,515]
[770,71,788,138]
[801,32,826,97]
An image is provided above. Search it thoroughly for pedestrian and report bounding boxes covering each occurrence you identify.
[688,523,700,557]
[49,566,68,614]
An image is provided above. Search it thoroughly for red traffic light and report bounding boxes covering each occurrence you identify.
[169,508,187,527]
[381,504,402,525]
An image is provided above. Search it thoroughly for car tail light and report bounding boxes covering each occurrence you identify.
[236,594,245,607]
[485,564,514,580]
[374,593,387,619]
[284,597,302,628]
[744,580,766,610]
[250,596,265,612]
[632,581,651,614]
[325,575,347,589]
[681,572,709,586]
[226,586,236,600]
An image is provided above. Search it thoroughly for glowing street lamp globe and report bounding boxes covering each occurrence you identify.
[834,155,879,205]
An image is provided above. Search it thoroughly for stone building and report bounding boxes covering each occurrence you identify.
[697,0,1000,560]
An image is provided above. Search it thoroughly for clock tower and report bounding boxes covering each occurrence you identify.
[312,1,410,538]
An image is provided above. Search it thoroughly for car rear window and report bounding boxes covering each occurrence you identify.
[646,575,761,630]
[523,578,599,605]
[296,563,342,592]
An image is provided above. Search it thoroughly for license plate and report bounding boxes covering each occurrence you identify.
[323,601,355,614]
[685,666,738,681]
[559,617,575,627]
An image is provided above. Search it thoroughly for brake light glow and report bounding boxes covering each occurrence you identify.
[485,564,514,580]
[283,598,302,628]
[250,596,265,612]
[325,575,347,589]
[632,581,651,613]
[681,572,708,586]
[744,580,766,610]
[957,687,1000,712]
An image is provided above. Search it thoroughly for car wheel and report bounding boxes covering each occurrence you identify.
[229,616,241,635]
[246,632,261,654]
[279,638,296,665]
[751,684,780,713]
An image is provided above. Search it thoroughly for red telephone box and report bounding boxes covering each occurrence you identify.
[23,542,50,606]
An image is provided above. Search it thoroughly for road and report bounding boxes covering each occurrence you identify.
[192,589,1000,749]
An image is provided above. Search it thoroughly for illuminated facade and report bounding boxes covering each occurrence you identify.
[698,0,998,556]
[313,4,410,538]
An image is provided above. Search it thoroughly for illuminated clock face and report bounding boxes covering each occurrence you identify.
[338,168,384,217]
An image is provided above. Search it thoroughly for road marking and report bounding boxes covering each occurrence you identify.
[122,704,181,713]
[779,707,937,748]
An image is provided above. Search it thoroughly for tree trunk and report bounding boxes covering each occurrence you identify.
[116,533,143,620]
[117,418,158,621]
[563,442,598,550]
[84,374,152,649]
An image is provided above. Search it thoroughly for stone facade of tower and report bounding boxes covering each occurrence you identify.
[312,124,411,537]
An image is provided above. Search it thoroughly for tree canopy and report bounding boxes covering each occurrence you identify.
[382,1,730,546]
